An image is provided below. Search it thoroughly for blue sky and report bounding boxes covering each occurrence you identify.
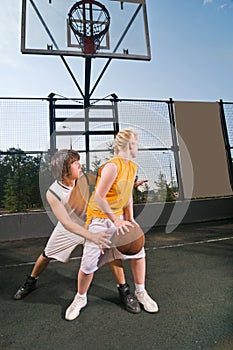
[0,0,233,102]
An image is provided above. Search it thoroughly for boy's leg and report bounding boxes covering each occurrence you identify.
[31,254,51,278]
[108,259,125,284]
[14,254,51,300]
[109,259,141,314]
[131,257,159,313]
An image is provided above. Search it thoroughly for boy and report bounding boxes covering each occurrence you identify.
[14,149,110,300]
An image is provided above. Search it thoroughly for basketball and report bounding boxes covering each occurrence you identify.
[113,224,145,255]
[68,173,96,217]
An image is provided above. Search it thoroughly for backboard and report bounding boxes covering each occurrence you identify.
[21,0,151,60]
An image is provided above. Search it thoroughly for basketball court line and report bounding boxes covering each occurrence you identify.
[1,235,233,270]
[149,235,233,250]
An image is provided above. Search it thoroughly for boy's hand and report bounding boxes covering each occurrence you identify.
[91,230,112,254]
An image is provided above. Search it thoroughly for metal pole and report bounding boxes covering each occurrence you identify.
[84,57,92,171]
[48,93,56,155]
[168,152,173,187]
[83,1,91,171]
[111,96,120,135]
[168,98,184,200]
[219,99,233,189]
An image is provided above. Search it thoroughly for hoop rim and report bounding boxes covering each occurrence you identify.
[68,0,110,39]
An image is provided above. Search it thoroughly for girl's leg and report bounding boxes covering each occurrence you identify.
[131,257,159,313]
[65,270,93,321]
[77,270,94,295]
[130,257,146,285]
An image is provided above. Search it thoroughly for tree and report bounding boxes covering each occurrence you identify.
[91,154,103,174]
[90,142,114,174]
[3,149,43,212]
[38,152,53,210]
[107,141,114,156]
[3,149,27,212]
[24,154,44,209]
[155,171,176,202]
[0,153,10,209]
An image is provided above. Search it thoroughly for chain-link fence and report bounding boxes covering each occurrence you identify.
[0,97,232,212]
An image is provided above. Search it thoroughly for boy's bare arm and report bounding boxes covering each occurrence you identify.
[46,190,111,250]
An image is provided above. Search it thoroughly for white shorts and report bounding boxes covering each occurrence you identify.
[44,226,84,263]
[80,217,145,274]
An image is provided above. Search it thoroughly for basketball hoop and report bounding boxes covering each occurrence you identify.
[68,0,110,55]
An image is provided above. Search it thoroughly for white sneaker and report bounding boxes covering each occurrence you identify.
[65,294,87,321]
[135,290,159,313]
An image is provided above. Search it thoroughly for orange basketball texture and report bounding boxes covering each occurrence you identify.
[68,173,96,217]
[113,224,145,255]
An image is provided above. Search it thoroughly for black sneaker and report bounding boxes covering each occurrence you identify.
[14,276,38,300]
[117,283,141,314]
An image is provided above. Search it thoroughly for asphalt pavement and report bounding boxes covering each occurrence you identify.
[0,219,233,350]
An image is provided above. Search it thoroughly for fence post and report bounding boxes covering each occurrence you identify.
[48,93,56,155]
[219,99,233,189]
[111,94,120,134]
[168,98,185,200]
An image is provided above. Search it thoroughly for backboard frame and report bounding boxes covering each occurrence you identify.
[21,0,151,61]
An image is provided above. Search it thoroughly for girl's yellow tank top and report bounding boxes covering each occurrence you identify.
[86,156,137,224]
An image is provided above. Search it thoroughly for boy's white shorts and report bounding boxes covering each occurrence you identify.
[80,217,145,274]
[44,227,84,263]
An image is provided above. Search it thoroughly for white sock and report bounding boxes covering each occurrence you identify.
[30,276,38,280]
[77,292,87,298]
[135,283,145,293]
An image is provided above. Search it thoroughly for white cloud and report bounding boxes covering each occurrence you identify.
[218,1,233,10]
[219,3,228,8]
[203,0,213,5]
[203,0,233,10]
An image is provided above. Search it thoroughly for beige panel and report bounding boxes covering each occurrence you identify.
[174,101,232,198]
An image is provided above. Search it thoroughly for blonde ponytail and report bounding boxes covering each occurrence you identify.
[114,129,138,155]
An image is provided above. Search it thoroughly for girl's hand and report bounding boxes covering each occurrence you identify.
[128,218,139,227]
[113,217,134,235]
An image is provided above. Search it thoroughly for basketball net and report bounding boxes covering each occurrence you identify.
[68,0,110,55]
